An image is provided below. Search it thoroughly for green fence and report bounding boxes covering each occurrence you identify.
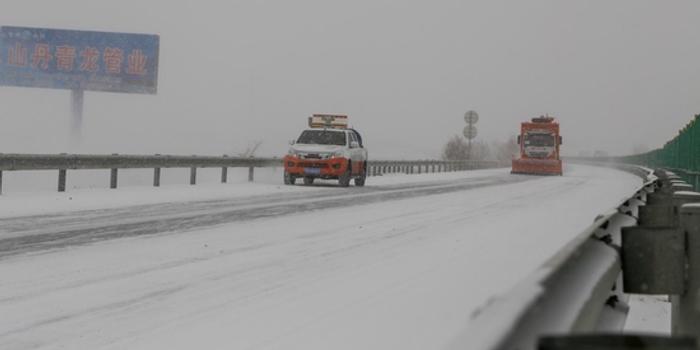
[619,114,700,188]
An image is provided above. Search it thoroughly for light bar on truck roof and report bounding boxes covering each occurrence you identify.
[308,114,348,129]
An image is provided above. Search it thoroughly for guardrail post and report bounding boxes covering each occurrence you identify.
[248,166,254,182]
[222,154,229,183]
[674,204,700,336]
[110,168,118,189]
[190,167,197,185]
[417,164,422,174]
[153,168,161,187]
[0,170,3,195]
[58,169,67,192]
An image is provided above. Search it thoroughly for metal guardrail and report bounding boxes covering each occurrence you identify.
[0,153,504,194]
[367,159,503,176]
[459,165,653,350]
[462,163,700,349]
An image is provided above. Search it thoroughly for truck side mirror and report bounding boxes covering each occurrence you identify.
[350,141,359,148]
[559,136,563,145]
[289,139,296,145]
[517,135,521,145]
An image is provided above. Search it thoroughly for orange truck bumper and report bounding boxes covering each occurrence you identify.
[511,158,563,176]
[283,155,349,178]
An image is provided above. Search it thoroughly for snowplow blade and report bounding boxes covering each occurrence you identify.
[511,159,563,176]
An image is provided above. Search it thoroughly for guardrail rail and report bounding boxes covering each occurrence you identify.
[459,162,700,349]
[0,153,504,194]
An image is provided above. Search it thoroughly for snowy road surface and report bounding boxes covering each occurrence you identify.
[0,164,641,350]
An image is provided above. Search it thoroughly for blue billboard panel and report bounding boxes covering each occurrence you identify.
[0,26,159,94]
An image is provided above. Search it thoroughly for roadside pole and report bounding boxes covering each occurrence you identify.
[464,110,479,160]
[71,89,84,150]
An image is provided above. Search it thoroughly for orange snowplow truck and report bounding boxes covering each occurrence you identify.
[511,115,563,176]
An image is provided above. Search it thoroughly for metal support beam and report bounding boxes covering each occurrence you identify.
[58,169,67,192]
[248,166,254,182]
[673,204,700,336]
[153,168,161,187]
[190,167,197,185]
[622,226,684,294]
[221,167,228,183]
[110,168,118,189]
[70,89,84,150]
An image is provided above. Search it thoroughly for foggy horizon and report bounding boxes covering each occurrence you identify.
[1,1,699,159]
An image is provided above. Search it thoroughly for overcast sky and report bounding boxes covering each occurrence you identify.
[0,0,699,158]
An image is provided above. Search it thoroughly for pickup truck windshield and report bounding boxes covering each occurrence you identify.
[297,130,347,146]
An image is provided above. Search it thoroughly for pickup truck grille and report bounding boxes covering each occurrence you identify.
[297,161,329,169]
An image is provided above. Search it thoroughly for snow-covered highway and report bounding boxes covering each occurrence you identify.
[0,164,641,350]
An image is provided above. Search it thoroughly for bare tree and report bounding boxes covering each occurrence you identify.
[237,140,263,158]
[442,135,490,161]
[442,135,469,160]
[491,136,519,163]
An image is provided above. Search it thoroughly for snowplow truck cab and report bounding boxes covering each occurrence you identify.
[511,115,563,176]
[283,114,368,187]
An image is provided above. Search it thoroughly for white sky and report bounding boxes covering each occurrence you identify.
[0,0,699,158]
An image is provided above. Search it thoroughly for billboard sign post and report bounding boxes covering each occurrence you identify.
[0,26,160,146]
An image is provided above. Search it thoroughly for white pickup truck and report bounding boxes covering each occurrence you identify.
[283,114,368,187]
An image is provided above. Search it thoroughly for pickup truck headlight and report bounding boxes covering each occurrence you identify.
[331,152,344,159]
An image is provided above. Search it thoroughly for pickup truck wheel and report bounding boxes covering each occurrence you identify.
[354,162,367,187]
[338,163,351,187]
[303,177,315,185]
[284,171,296,185]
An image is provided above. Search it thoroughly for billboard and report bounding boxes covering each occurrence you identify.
[0,26,159,94]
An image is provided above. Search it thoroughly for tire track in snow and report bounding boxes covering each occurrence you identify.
[0,173,535,259]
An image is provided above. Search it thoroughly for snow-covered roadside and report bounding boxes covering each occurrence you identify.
[0,167,509,218]
[624,295,672,334]
[0,164,643,350]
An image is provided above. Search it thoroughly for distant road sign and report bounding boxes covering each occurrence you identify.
[0,26,159,94]
[463,125,478,139]
[464,110,479,124]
